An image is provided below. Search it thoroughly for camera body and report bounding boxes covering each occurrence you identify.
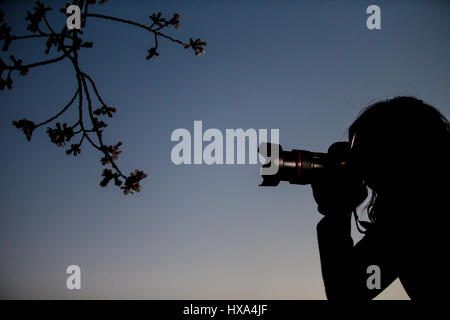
[259,141,352,186]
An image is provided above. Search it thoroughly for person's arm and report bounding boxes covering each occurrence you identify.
[316,213,398,300]
[311,141,398,299]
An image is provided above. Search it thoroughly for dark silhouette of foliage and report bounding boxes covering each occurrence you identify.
[0,0,207,194]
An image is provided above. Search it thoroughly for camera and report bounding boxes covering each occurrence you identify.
[258,141,353,186]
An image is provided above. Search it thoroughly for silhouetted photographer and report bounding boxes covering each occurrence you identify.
[260,97,449,300]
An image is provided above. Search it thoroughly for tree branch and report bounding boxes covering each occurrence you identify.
[3,1,205,194]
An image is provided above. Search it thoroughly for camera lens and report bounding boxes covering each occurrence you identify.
[259,142,352,186]
[259,143,327,186]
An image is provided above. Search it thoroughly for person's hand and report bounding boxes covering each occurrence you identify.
[311,142,368,216]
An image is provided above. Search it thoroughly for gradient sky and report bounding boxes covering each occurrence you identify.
[1,0,449,299]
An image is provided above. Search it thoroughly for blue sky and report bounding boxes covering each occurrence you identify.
[0,0,449,299]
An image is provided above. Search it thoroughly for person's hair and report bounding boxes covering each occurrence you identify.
[348,96,450,223]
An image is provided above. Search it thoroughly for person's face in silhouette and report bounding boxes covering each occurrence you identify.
[349,99,448,206]
[349,131,395,194]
